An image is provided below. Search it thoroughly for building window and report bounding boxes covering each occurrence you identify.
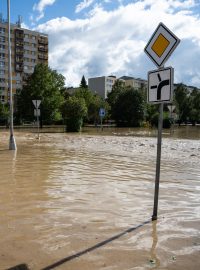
[24,34,29,39]
[0,70,5,75]
[0,53,5,59]
[0,36,5,43]
[0,95,5,102]
[0,61,5,67]
[32,35,36,40]
[0,44,5,50]
[0,27,5,34]
[0,78,5,83]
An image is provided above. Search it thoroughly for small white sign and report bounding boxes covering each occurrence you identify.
[144,22,180,68]
[32,100,41,109]
[148,67,174,104]
[167,105,176,113]
[99,108,105,117]
[34,109,40,117]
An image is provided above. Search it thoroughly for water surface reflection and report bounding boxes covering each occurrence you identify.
[0,130,199,269]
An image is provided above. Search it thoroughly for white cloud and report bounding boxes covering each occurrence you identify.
[33,0,57,20]
[75,0,95,13]
[35,0,200,87]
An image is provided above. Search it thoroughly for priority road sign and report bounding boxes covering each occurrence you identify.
[144,22,180,68]
[148,67,174,104]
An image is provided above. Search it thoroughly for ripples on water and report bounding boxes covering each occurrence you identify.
[0,129,199,269]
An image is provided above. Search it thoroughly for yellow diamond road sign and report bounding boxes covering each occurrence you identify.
[144,22,180,68]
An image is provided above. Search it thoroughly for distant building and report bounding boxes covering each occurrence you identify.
[88,75,117,99]
[0,16,48,104]
[119,76,147,89]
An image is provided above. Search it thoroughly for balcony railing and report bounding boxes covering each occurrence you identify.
[38,55,48,60]
[38,38,48,45]
[15,64,23,72]
[38,46,48,52]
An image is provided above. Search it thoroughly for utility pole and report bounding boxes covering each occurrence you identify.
[8,0,17,150]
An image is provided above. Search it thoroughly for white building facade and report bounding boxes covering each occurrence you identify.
[88,76,117,99]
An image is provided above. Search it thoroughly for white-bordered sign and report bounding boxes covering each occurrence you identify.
[32,100,41,109]
[34,109,40,117]
[148,67,174,104]
[99,108,105,117]
[144,22,180,68]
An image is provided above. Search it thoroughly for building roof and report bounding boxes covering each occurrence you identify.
[119,76,134,80]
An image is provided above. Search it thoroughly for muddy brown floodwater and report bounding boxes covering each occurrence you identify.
[0,127,200,270]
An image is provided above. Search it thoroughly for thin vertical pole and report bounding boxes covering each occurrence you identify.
[8,0,17,150]
[36,101,40,139]
[152,102,163,220]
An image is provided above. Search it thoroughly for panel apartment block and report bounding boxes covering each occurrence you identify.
[88,76,116,99]
[0,17,48,104]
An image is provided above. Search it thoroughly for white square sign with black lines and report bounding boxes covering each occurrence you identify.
[148,67,174,104]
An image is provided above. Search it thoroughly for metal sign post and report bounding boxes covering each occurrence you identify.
[152,101,163,220]
[99,108,105,131]
[32,100,41,139]
[8,0,17,150]
[144,22,180,220]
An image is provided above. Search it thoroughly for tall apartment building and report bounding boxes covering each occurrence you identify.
[0,16,48,104]
[88,75,147,99]
[88,75,117,99]
[119,76,147,89]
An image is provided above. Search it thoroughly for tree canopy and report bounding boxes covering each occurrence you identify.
[80,75,88,89]
[107,81,145,127]
[16,64,65,124]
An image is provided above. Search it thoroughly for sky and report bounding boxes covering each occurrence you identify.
[1,0,200,87]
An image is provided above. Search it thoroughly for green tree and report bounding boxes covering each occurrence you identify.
[0,103,9,125]
[189,88,200,125]
[107,79,124,108]
[80,75,88,88]
[112,87,145,127]
[16,64,65,124]
[74,87,109,124]
[88,94,110,124]
[62,96,87,132]
[174,84,190,125]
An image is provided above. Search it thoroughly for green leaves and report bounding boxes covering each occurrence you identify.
[108,82,145,127]
[16,64,65,124]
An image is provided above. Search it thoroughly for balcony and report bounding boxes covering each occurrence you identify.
[15,64,23,72]
[16,34,24,39]
[38,46,48,53]
[16,41,24,48]
[38,54,48,60]
[16,58,23,63]
[38,38,48,45]
[15,50,24,56]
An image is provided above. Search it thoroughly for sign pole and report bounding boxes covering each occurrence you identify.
[144,22,180,221]
[36,103,40,139]
[152,102,163,220]
[8,0,17,150]
[32,100,41,139]
[100,116,103,131]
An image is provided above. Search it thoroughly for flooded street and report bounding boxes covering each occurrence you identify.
[0,127,200,269]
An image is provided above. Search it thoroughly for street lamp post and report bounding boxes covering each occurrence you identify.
[7,0,17,150]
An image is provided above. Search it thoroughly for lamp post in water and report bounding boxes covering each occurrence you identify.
[7,0,17,150]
